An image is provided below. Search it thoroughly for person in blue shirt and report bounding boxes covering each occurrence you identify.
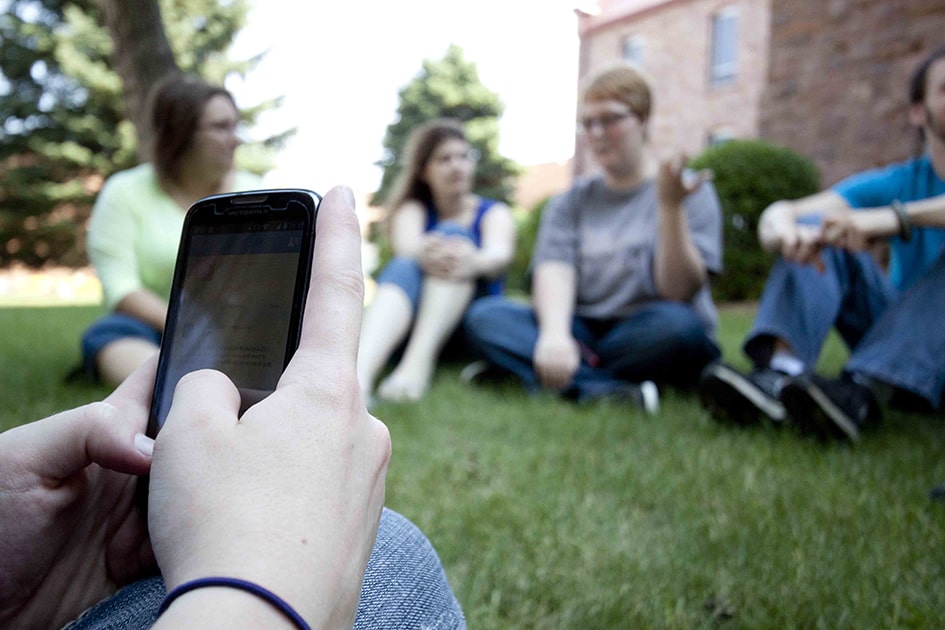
[699,45,945,443]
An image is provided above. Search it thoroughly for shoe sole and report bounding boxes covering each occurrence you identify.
[698,364,786,426]
[780,379,860,442]
[459,360,490,384]
[640,381,660,415]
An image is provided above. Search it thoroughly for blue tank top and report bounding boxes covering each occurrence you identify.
[424,197,504,296]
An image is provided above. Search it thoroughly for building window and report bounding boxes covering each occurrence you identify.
[707,127,735,147]
[709,7,739,86]
[621,34,644,66]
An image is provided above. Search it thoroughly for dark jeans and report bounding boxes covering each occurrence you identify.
[464,297,720,397]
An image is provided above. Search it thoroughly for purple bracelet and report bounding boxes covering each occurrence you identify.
[158,577,311,629]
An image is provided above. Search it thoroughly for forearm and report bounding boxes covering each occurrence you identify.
[471,205,517,278]
[388,203,427,260]
[654,206,707,301]
[758,191,850,253]
[469,244,514,279]
[902,194,945,228]
[824,195,945,245]
[114,290,168,332]
[532,262,576,337]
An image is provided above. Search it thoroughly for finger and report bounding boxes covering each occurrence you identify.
[162,369,241,435]
[781,243,796,262]
[813,252,826,273]
[820,222,843,245]
[681,168,705,190]
[105,354,158,417]
[287,186,364,381]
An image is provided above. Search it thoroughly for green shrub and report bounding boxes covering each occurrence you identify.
[505,196,550,295]
[690,139,820,302]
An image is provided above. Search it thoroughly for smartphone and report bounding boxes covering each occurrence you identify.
[136,188,320,514]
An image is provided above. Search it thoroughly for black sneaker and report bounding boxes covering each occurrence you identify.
[930,482,945,501]
[779,374,880,442]
[697,363,789,426]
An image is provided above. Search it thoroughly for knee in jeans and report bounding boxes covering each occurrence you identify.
[464,296,505,337]
[379,256,422,277]
[651,306,717,359]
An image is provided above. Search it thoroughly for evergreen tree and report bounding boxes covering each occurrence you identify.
[373,44,519,207]
[0,0,287,267]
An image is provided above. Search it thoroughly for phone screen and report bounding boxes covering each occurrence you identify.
[147,190,318,437]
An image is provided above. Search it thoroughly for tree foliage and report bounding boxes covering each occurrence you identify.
[373,44,520,207]
[690,139,821,302]
[0,0,286,268]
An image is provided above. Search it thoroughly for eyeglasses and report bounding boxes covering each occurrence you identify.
[577,111,633,133]
[198,121,243,136]
[431,148,480,165]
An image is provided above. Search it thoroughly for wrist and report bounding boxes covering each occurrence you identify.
[155,585,305,630]
[891,200,912,241]
[156,578,312,630]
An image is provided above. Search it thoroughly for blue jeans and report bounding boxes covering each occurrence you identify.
[65,508,466,629]
[80,314,162,379]
[464,296,720,397]
[744,246,945,407]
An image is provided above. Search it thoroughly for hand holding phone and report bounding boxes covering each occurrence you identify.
[137,189,319,513]
[145,186,392,628]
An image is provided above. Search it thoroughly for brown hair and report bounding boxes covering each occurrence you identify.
[148,73,236,183]
[908,45,945,149]
[386,118,468,212]
[582,63,652,124]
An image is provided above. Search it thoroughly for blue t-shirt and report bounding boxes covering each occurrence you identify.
[833,155,945,290]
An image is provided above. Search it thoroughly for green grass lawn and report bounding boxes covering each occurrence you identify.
[2,304,944,628]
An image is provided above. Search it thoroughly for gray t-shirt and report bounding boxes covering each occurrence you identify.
[532,175,722,331]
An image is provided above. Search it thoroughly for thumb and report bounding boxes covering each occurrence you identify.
[2,402,154,480]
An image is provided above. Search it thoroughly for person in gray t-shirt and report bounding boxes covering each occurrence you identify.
[464,63,722,409]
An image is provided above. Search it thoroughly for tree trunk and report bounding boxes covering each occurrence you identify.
[97,0,179,163]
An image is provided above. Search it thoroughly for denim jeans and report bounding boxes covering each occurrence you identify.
[464,296,720,396]
[744,246,945,407]
[80,314,162,379]
[65,508,466,629]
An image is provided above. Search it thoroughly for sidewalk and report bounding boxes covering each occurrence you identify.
[0,266,102,307]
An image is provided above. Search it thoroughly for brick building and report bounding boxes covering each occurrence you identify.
[575,0,945,186]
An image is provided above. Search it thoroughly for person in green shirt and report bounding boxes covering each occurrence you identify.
[81,74,262,386]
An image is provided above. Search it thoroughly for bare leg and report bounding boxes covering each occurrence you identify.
[357,284,414,402]
[378,277,475,402]
[96,338,160,387]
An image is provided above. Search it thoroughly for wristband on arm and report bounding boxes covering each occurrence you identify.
[891,199,912,242]
[158,577,311,629]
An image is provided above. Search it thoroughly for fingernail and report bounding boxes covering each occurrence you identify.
[134,433,154,458]
[341,186,356,210]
